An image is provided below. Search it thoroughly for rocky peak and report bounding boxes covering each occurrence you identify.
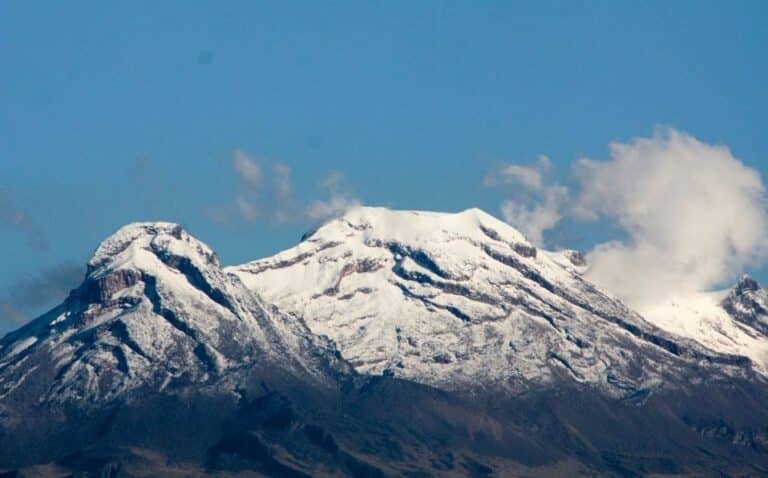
[0,221,351,406]
[734,274,761,294]
[87,222,219,275]
[722,275,768,336]
[567,250,587,267]
[70,222,225,309]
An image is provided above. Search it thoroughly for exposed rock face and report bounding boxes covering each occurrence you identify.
[722,275,768,336]
[230,207,757,397]
[567,250,587,267]
[73,268,141,306]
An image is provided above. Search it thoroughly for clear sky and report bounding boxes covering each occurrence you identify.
[1,1,767,329]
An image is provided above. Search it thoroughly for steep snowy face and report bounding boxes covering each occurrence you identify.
[230,207,752,395]
[641,276,768,374]
[0,223,346,405]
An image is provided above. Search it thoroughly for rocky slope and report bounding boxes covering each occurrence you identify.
[230,207,756,397]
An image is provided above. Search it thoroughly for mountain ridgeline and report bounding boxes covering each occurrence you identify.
[2,208,768,477]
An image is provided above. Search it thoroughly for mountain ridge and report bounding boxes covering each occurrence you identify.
[3,208,768,475]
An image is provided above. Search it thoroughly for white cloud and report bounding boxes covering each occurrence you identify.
[484,154,551,190]
[231,151,263,221]
[485,155,565,245]
[306,195,361,220]
[575,128,768,309]
[221,152,361,225]
[229,152,297,223]
[486,128,768,310]
[270,162,294,223]
[500,184,568,245]
[305,172,360,220]
[492,129,768,311]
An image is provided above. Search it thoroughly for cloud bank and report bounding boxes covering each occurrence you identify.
[488,128,768,309]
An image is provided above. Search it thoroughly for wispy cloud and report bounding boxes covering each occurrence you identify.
[305,171,360,221]
[231,150,265,221]
[272,162,292,202]
[1,261,84,326]
[484,154,551,190]
[0,189,49,251]
[271,162,295,224]
[232,150,263,190]
[215,151,361,226]
[236,195,259,221]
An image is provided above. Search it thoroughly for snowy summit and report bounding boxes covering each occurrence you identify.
[230,207,756,395]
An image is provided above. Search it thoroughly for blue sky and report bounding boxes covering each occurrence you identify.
[1,1,767,328]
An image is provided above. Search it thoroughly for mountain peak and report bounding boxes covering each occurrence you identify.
[231,206,751,395]
[87,222,219,279]
[735,274,761,294]
[0,220,350,406]
[304,206,531,248]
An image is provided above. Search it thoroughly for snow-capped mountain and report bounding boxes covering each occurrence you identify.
[3,210,768,476]
[642,275,768,373]
[230,207,755,396]
[0,222,348,406]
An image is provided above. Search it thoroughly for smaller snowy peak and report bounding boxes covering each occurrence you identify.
[70,222,226,313]
[87,222,219,278]
[0,221,350,406]
[89,222,184,270]
[0,222,240,404]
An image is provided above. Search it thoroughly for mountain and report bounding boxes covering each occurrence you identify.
[0,222,359,470]
[0,222,348,405]
[2,211,768,476]
[230,207,756,396]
